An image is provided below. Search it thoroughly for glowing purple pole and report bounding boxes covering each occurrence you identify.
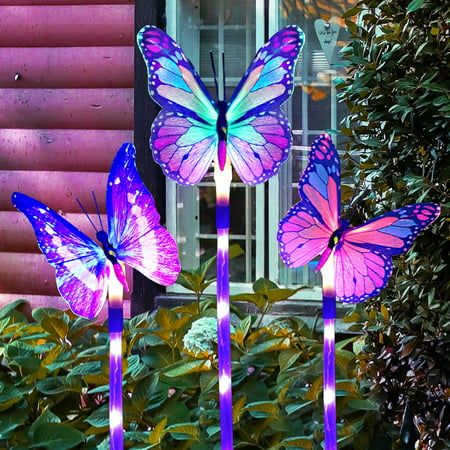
[321,254,337,450]
[214,158,233,450]
[108,271,124,450]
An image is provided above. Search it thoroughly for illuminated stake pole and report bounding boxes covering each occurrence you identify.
[214,157,234,450]
[321,253,337,450]
[108,269,124,450]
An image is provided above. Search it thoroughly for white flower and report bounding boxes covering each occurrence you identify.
[183,317,235,356]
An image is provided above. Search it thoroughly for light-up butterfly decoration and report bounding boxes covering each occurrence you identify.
[277,134,441,450]
[137,25,304,449]
[12,143,181,450]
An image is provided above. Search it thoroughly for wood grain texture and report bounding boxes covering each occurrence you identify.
[0,0,133,5]
[0,47,134,88]
[0,170,108,212]
[0,211,107,252]
[0,252,133,298]
[0,89,133,129]
[0,5,134,47]
[0,129,133,171]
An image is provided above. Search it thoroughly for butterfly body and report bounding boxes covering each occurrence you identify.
[216,100,228,170]
[278,134,440,302]
[138,25,305,185]
[12,143,180,319]
[94,229,129,291]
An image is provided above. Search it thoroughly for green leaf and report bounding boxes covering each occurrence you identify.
[341,6,361,18]
[0,299,27,319]
[279,348,301,372]
[276,436,314,449]
[36,376,82,395]
[253,278,278,294]
[131,373,160,412]
[29,423,84,449]
[154,308,178,330]
[0,407,28,439]
[285,401,314,416]
[348,398,379,411]
[176,271,204,293]
[165,423,200,441]
[148,417,167,445]
[248,337,289,355]
[0,386,32,413]
[243,401,278,418]
[41,316,69,340]
[84,405,109,427]
[199,371,218,393]
[407,0,425,12]
[29,407,61,438]
[164,359,212,377]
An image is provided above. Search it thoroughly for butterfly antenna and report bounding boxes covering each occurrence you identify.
[222,51,226,102]
[209,51,219,101]
[76,197,98,232]
[91,190,104,231]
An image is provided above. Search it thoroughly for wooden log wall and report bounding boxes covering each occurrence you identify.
[0,0,135,319]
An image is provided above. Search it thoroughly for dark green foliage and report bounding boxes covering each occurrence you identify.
[0,298,386,449]
[338,1,449,448]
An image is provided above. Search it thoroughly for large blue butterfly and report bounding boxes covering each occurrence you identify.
[12,143,181,319]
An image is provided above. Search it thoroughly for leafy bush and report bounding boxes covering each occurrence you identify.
[338,1,449,448]
[0,292,386,449]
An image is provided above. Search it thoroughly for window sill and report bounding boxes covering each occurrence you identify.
[155,293,357,334]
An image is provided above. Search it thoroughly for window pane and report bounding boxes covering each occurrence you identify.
[276,0,356,287]
[174,0,257,284]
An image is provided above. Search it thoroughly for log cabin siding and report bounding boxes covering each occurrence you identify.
[0,0,135,316]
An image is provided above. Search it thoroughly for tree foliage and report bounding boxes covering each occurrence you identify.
[338,1,449,448]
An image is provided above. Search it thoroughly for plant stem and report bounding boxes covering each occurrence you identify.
[256,303,269,329]
[214,158,233,450]
[108,271,124,450]
[321,254,337,450]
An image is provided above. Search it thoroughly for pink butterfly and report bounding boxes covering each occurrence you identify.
[278,134,440,302]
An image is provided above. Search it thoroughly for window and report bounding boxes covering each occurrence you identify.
[165,0,353,298]
[166,0,263,294]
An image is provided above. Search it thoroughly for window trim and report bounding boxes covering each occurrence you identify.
[165,0,266,295]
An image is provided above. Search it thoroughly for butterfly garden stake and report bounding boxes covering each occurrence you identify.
[277,134,441,450]
[12,143,181,450]
[138,25,304,449]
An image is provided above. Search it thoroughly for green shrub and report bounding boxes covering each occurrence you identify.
[0,293,385,449]
[338,1,449,448]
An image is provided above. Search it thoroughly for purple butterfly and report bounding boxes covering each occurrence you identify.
[278,134,441,302]
[11,143,181,319]
[137,25,304,185]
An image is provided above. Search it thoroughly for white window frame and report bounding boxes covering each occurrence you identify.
[267,0,342,301]
[165,0,345,301]
[166,0,266,295]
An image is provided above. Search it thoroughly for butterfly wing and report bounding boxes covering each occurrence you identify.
[227,26,305,183]
[11,192,108,319]
[227,25,305,121]
[278,202,333,268]
[335,203,441,302]
[151,111,217,185]
[227,110,291,184]
[107,143,181,286]
[278,134,340,266]
[138,26,218,185]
